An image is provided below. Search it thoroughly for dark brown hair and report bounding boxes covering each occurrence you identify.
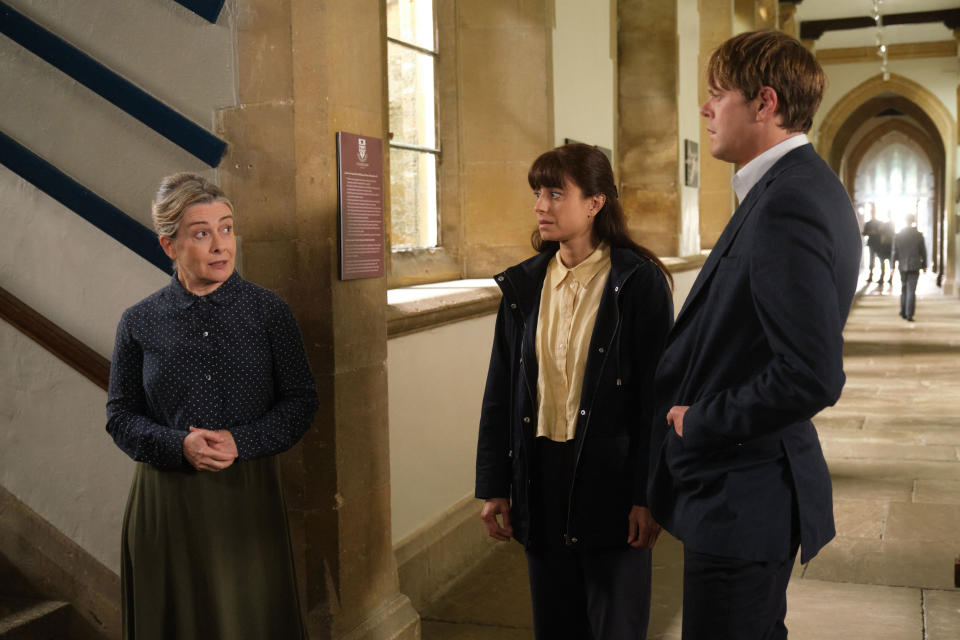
[707,29,825,133]
[527,143,672,288]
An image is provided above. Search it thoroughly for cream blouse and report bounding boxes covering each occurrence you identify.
[534,243,611,442]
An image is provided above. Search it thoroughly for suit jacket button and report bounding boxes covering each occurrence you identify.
[523,416,531,423]
[598,347,605,353]
[580,409,586,416]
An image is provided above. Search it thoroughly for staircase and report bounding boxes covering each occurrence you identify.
[0,1,237,638]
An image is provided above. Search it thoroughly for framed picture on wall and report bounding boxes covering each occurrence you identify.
[684,139,699,188]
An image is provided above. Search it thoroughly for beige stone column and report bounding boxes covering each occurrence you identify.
[219,1,418,638]
[779,2,798,38]
[755,0,777,29]
[733,0,754,33]
[697,0,735,250]
[617,0,680,256]
[458,2,554,277]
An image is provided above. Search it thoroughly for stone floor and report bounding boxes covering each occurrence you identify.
[419,272,960,639]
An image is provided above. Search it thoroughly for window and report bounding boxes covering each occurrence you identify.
[386,0,439,250]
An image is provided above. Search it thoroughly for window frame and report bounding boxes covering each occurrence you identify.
[386,2,442,253]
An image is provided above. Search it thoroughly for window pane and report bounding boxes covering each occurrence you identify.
[386,0,435,51]
[387,42,436,149]
[390,147,438,250]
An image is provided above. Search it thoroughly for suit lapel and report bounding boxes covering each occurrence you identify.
[670,144,816,336]
[671,186,761,328]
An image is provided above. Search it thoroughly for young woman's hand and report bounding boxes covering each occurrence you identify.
[480,498,513,541]
[627,505,662,548]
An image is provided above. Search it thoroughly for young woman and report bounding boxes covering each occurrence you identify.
[475,143,674,639]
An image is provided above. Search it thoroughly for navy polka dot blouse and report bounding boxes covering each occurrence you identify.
[106,272,319,469]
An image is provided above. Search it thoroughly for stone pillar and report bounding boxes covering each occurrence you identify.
[618,0,680,256]
[458,2,554,277]
[755,0,778,30]
[219,1,419,638]
[733,0,754,33]
[779,2,799,38]
[697,0,735,250]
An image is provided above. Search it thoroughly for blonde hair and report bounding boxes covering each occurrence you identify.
[151,173,233,239]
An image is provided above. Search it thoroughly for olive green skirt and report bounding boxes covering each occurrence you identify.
[120,458,306,640]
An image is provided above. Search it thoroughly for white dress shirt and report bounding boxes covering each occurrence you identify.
[731,133,809,203]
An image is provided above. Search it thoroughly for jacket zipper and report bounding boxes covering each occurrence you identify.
[562,264,637,545]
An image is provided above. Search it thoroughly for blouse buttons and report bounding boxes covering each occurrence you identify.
[580,409,586,416]
[203,331,209,337]
[205,374,212,381]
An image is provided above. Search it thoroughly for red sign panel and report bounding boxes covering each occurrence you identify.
[337,131,385,280]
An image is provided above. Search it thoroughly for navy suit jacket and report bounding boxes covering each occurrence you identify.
[648,144,861,564]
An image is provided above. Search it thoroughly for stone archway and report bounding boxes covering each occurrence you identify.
[844,119,942,270]
[817,74,956,292]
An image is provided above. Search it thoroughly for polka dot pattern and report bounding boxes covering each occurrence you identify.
[106,272,319,469]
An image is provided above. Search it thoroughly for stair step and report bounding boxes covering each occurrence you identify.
[0,598,70,639]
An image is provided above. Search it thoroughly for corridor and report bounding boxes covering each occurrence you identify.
[419,274,960,639]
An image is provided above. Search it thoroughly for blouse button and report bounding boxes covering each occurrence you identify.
[523,416,531,423]
[580,409,586,416]
[203,331,209,337]
[205,374,212,381]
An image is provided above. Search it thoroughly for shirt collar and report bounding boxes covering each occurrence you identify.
[165,270,242,309]
[551,242,610,290]
[731,133,809,203]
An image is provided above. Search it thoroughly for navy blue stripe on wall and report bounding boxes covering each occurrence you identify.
[0,1,227,167]
[0,131,171,273]
[172,0,225,24]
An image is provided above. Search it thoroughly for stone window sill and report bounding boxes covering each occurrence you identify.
[387,279,502,337]
[386,253,708,337]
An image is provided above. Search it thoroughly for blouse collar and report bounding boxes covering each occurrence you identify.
[166,270,242,309]
[550,242,610,290]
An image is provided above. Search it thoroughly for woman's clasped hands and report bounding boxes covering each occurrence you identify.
[183,426,239,471]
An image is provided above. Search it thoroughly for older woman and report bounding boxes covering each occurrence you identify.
[107,173,318,639]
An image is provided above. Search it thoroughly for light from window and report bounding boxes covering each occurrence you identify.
[387,0,439,251]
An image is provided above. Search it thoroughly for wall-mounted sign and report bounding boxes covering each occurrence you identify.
[337,131,384,280]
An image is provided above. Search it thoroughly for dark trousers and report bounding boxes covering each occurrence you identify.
[680,541,799,640]
[867,247,891,282]
[900,270,919,319]
[525,437,651,639]
[526,544,652,640]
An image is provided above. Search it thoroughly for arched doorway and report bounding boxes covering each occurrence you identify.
[816,74,956,292]
[847,120,940,272]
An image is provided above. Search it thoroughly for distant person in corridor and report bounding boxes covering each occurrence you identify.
[862,209,887,284]
[892,214,927,321]
[475,143,674,639]
[647,31,862,640]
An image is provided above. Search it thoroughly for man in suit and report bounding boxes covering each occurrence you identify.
[648,30,861,640]
[892,214,927,321]
[862,209,886,283]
